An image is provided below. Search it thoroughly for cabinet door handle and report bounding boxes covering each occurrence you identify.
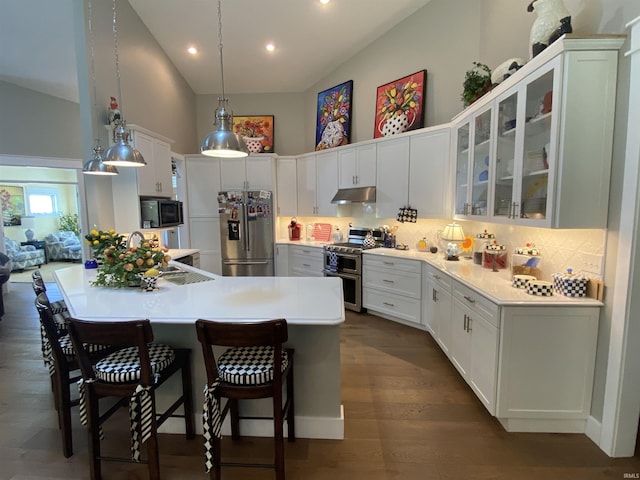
[432,288,437,302]
[513,202,520,219]
[434,274,441,280]
[463,314,468,331]
[383,302,395,307]
[383,279,395,284]
[467,317,473,332]
[302,263,311,268]
[463,295,475,304]
[383,261,395,266]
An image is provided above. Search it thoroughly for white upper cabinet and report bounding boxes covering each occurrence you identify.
[338,143,377,188]
[131,130,174,198]
[275,156,297,217]
[376,137,410,219]
[296,152,338,217]
[219,154,275,192]
[184,155,221,218]
[409,126,452,219]
[110,125,174,232]
[453,36,623,228]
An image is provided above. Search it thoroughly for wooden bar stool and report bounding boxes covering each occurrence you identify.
[67,318,195,480]
[34,292,111,458]
[195,318,295,480]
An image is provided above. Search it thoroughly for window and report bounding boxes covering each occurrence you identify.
[27,188,59,216]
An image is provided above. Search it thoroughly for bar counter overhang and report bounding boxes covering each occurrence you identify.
[54,263,345,439]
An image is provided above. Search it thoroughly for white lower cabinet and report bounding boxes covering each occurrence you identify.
[187,217,221,275]
[363,254,422,327]
[288,245,324,277]
[497,306,599,432]
[451,281,499,415]
[275,244,289,276]
[423,264,453,354]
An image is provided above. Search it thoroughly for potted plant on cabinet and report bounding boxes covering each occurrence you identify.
[461,62,493,107]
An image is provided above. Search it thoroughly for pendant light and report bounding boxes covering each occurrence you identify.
[200,0,249,158]
[83,0,118,175]
[103,0,146,167]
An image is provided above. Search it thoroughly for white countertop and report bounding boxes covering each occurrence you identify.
[166,248,199,260]
[276,239,328,248]
[53,263,345,325]
[364,248,603,307]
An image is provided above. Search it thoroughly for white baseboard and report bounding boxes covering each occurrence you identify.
[159,405,345,440]
[585,415,602,445]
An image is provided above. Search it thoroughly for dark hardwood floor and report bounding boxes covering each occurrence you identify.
[1,281,639,479]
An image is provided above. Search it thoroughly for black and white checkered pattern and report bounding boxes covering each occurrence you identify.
[552,272,589,297]
[129,384,153,462]
[202,381,221,472]
[527,281,554,296]
[218,346,289,385]
[94,343,175,383]
[512,275,536,289]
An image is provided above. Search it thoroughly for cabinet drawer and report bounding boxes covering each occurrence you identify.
[452,281,500,327]
[424,264,452,290]
[289,245,323,257]
[363,254,421,274]
[289,245,323,276]
[363,287,421,324]
[363,265,421,298]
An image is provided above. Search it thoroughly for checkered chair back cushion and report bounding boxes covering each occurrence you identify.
[218,345,289,385]
[94,343,175,383]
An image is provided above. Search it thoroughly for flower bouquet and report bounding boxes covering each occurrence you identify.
[85,229,170,288]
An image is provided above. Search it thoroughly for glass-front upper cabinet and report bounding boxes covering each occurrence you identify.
[470,108,492,216]
[454,121,470,216]
[517,64,557,224]
[493,91,519,219]
[453,106,493,219]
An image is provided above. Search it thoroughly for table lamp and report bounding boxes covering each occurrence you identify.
[22,216,36,242]
[440,222,465,261]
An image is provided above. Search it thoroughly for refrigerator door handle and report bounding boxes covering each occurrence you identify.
[223,260,270,265]
[242,202,250,252]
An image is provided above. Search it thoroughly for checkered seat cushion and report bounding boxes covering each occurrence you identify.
[218,346,289,385]
[57,334,110,356]
[94,343,175,383]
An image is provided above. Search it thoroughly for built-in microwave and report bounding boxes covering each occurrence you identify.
[140,197,184,228]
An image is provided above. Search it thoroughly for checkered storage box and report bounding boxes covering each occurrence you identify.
[552,270,589,297]
[512,274,536,289]
[526,280,554,296]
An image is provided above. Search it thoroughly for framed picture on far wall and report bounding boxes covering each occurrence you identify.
[315,80,353,151]
[374,70,426,138]
[0,185,25,226]
[232,115,274,154]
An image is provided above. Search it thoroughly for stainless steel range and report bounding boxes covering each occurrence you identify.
[323,227,383,312]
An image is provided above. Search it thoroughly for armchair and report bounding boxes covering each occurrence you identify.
[44,231,82,262]
[4,237,45,271]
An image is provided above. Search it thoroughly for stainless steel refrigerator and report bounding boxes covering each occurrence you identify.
[217,190,274,276]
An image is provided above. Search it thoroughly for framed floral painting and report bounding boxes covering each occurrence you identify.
[232,115,274,153]
[0,185,25,226]
[315,80,353,151]
[374,70,426,138]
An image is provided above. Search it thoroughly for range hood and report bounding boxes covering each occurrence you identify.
[331,186,376,204]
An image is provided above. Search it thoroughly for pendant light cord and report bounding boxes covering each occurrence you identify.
[217,0,226,102]
[88,0,100,148]
[112,0,124,119]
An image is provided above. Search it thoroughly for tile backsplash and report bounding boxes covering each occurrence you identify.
[277,213,606,281]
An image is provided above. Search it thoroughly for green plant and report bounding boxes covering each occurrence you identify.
[461,62,492,107]
[58,213,80,236]
[85,228,170,287]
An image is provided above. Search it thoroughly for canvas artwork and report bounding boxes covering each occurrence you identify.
[374,70,426,138]
[315,80,353,151]
[0,185,25,226]
[232,115,275,154]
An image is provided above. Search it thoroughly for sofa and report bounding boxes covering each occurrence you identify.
[44,231,82,262]
[4,237,45,271]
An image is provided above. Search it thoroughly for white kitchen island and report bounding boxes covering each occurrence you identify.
[53,263,345,439]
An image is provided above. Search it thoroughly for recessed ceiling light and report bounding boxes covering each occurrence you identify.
[320,0,330,4]
[266,43,275,52]
[187,46,198,55]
